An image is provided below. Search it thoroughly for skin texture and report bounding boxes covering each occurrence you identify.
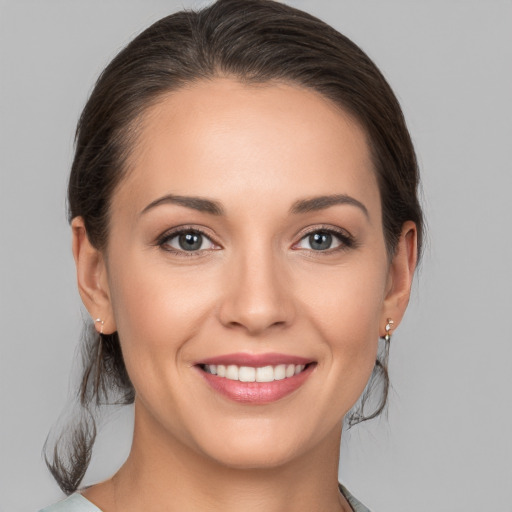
[73,79,417,512]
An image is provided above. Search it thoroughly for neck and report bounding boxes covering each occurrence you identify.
[91,399,351,512]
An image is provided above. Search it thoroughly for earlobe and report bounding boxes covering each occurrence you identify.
[381,221,418,332]
[71,217,116,334]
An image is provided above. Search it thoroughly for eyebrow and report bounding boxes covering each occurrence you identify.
[140,193,368,218]
[289,194,369,218]
[141,194,225,216]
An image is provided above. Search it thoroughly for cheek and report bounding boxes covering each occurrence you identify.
[296,259,387,390]
[299,256,386,331]
[105,250,216,381]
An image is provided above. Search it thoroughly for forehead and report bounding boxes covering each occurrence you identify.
[114,78,380,220]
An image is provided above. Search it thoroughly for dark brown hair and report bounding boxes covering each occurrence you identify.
[45,0,423,495]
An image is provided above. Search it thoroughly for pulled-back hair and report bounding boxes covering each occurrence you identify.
[45,0,423,495]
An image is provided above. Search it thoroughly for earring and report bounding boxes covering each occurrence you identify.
[95,318,104,335]
[384,318,394,342]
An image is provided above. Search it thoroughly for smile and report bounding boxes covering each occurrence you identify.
[195,353,316,404]
[202,363,307,382]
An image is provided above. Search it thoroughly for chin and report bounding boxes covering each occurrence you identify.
[203,442,300,471]
[189,420,319,471]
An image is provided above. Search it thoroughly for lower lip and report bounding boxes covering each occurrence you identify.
[197,364,315,404]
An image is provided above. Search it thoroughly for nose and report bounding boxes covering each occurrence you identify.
[217,245,296,336]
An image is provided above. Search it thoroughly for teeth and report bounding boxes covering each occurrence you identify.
[238,366,256,382]
[204,363,307,382]
[274,364,286,380]
[256,366,274,383]
[226,365,239,380]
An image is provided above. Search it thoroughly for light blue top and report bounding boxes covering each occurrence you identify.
[39,493,101,512]
[39,485,371,512]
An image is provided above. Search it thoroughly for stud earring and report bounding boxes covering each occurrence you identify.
[384,318,394,342]
[95,318,104,335]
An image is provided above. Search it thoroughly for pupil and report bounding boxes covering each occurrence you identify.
[310,232,332,250]
[179,232,202,251]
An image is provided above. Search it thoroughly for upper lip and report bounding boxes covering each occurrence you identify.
[196,352,314,367]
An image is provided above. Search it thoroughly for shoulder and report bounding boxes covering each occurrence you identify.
[339,484,372,512]
[39,493,103,512]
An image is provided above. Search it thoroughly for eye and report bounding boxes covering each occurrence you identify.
[294,228,354,252]
[158,228,218,255]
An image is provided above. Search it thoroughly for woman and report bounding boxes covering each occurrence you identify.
[41,0,422,510]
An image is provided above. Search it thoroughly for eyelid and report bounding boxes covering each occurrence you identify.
[292,224,356,252]
[155,223,356,257]
[156,225,221,257]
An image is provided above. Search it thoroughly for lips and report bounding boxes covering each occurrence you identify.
[195,353,316,404]
[198,353,312,367]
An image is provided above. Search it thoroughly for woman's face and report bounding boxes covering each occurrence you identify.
[78,78,414,468]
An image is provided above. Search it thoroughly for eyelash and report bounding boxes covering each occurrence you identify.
[294,225,356,254]
[156,226,217,258]
[156,224,356,258]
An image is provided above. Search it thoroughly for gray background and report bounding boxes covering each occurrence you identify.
[1,0,511,510]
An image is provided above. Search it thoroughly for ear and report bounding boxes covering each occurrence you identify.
[71,217,116,335]
[381,220,418,335]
